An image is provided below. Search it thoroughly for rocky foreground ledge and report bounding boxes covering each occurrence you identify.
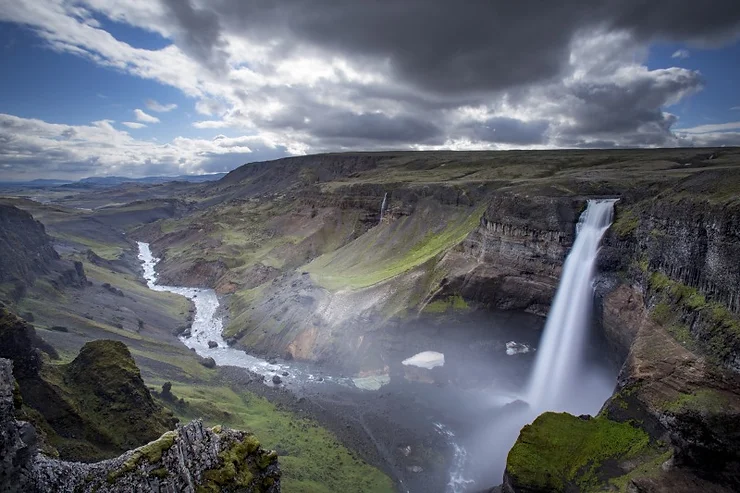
[0,358,281,493]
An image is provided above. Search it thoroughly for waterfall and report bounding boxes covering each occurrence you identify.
[379,192,388,223]
[526,199,617,411]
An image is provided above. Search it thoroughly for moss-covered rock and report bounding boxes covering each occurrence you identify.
[504,412,661,493]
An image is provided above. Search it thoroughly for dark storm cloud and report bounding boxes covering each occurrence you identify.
[552,68,703,146]
[194,0,740,95]
[160,0,229,73]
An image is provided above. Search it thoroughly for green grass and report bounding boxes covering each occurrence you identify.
[163,383,395,493]
[662,389,731,414]
[506,412,654,492]
[422,295,469,314]
[306,204,484,291]
[612,208,639,239]
[53,232,125,260]
[648,271,740,364]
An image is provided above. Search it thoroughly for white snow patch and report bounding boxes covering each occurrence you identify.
[402,351,445,369]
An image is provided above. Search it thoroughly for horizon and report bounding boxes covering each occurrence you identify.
[1,1,740,181]
[2,145,738,183]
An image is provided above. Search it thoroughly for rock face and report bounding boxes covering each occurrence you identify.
[504,196,740,492]
[452,194,582,315]
[0,309,176,461]
[0,358,281,493]
[0,205,86,298]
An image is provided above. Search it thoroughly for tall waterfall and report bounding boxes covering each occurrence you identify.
[527,199,617,411]
[379,192,388,223]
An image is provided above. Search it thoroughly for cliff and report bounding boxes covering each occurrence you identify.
[0,306,281,492]
[503,187,740,491]
[0,358,280,493]
[124,149,740,490]
[0,204,86,300]
[0,308,177,461]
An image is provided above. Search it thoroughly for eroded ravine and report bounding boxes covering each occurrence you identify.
[139,241,486,492]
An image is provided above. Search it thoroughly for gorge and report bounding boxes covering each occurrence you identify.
[1,148,740,493]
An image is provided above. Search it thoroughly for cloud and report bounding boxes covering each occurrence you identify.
[1,0,740,180]
[134,109,160,123]
[0,113,280,180]
[671,49,691,59]
[145,99,178,112]
[732,106,740,110]
[122,121,147,129]
[676,121,740,133]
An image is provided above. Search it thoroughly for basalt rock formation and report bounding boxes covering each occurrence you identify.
[503,193,740,492]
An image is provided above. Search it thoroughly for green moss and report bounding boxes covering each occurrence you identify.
[612,209,639,238]
[663,389,731,414]
[648,270,740,363]
[506,413,652,492]
[150,467,168,479]
[608,450,672,490]
[40,340,177,459]
[108,431,177,482]
[197,435,264,493]
[422,295,469,314]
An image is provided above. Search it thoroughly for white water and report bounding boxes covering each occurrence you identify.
[379,192,388,223]
[526,199,617,411]
[137,241,342,386]
[434,423,476,493]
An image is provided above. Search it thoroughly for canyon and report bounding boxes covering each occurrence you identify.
[1,147,739,492]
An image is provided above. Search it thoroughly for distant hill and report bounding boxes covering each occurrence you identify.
[0,173,227,189]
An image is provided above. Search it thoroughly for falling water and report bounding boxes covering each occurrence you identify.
[527,199,617,411]
[379,192,388,223]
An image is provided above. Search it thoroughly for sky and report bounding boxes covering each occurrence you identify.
[0,1,739,181]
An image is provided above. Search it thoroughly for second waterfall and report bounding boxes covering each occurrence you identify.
[527,199,617,412]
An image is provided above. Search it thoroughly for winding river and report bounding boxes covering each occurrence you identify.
[137,241,476,492]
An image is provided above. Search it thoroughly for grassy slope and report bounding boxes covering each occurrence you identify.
[305,202,485,291]
[157,382,395,493]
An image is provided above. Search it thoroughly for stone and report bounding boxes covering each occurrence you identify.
[272,375,282,385]
[207,340,218,348]
[200,357,216,368]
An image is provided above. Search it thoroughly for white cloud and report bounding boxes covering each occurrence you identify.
[676,121,740,134]
[0,113,290,180]
[732,106,740,110]
[122,121,147,129]
[146,99,178,112]
[671,49,691,59]
[0,0,738,180]
[134,109,160,123]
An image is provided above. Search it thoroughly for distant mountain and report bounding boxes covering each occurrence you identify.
[0,179,73,188]
[69,173,228,187]
[0,173,227,189]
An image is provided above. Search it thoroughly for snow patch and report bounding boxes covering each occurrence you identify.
[402,351,445,369]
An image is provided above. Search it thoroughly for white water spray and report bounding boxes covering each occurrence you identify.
[526,199,617,411]
[379,192,388,223]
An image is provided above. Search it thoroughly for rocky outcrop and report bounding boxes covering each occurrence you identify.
[0,205,86,298]
[0,358,280,493]
[0,309,176,461]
